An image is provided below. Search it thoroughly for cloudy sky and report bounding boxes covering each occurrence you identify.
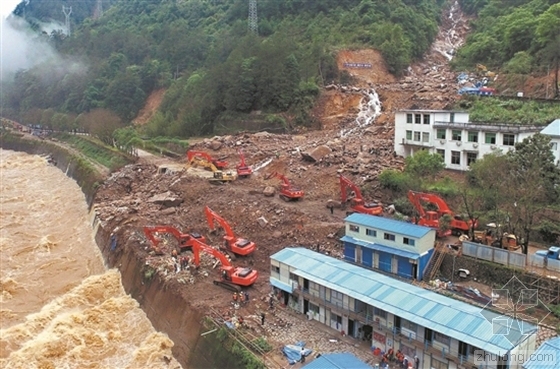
[1,0,20,18]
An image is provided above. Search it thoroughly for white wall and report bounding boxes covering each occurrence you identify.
[394,110,543,171]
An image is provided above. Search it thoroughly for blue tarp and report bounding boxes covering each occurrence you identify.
[282,341,312,365]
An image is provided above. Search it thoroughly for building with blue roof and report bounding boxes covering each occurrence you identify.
[270,247,537,369]
[341,213,436,280]
[302,353,372,369]
[522,337,560,369]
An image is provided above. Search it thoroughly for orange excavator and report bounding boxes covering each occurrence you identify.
[339,174,383,216]
[187,237,258,292]
[187,150,228,170]
[204,206,256,257]
[143,226,206,252]
[265,172,304,201]
[236,149,252,178]
[407,190,477,237]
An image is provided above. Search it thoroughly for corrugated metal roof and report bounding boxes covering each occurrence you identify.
[271,248,537,355]
[302,353,372,369]
[341,235,421,258]
[523,337,560,369]
[344,213,433,239]
[540,119,560,137]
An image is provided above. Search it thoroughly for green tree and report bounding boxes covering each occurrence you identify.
[404,150,445,184]
[506,133,560,254]
[378,24,411,75]
[536,3,560,97]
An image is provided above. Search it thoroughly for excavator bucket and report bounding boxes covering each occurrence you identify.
[264,172,275,180]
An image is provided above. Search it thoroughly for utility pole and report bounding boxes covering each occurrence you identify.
[248,0,258,35]
[62,6,72,36]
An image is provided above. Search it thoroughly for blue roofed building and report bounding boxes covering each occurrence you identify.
[522,337,560,369]
[341,213,436,280]
[302,353,372,369]
[270,247,538,369]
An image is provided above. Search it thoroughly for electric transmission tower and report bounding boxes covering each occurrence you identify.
[96,0,103,18]
[248,0,258,35]
[62,6,72,36]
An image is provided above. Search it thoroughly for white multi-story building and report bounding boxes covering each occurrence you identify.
[394,110,542,171]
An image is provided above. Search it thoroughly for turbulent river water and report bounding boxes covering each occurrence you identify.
[0,149,180,369]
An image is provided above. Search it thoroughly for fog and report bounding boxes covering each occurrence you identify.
[0,14,85,83]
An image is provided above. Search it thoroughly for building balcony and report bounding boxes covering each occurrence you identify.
[400,138,433,148]
[433,121,541,133]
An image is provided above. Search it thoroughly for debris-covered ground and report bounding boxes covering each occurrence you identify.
[92,4,557,367]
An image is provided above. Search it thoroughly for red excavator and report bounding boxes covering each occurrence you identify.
[339,174,383,216]
[187,238,258,292]
[187,150,228,170]
[265,172,304,201]
[204,206,256,257]
[236,149,252,178]
[407,190,477,236]
[143,226,205,252]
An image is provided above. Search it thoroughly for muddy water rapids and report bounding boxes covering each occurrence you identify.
[0,149,181,368]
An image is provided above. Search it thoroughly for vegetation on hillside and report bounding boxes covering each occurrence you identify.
[4,0,445,140]
[454,0,560,97]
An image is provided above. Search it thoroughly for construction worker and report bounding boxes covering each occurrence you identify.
[260,312,265,325]
[232,292,238,302]
[171,249,178,260]
[244,291,249,304]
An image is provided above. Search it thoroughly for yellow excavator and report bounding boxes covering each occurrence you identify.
[189,156,236,184]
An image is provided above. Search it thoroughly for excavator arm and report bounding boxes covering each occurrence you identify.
[339,175,364,203]
[204,206,256,256]
[188,237,232,267]
[265,172,304,201]
[205,206,234,239]
[143,226,205,250]
[236,149,252,177]
[187,150,228,169]
[407,191,427,219]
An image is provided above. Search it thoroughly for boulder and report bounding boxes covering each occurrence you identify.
[257,216,269,228]
[210,140,222,151]
[301,145,332,162]
[148,191,183,208]
[263,186,276,197]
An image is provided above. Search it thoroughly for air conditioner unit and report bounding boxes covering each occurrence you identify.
[490,145,497,150]
[439,139,445,144]
[456,141,462,146]
[473,143,479,148]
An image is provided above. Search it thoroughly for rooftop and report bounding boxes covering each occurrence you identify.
[541,119,560,137]
[302,353,372,369]
[522,337,560,369]
[396,109,467,114]
[345,213,433,239]
[271,247,537,355]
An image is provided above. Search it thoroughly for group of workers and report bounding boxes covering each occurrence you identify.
[376,348,417,369]
[232,291,250,304]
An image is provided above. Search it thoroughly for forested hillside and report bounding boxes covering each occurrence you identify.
[4,0,445,138]
[454,0,560,97]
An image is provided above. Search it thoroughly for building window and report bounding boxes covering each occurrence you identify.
[423,114,430,124]
[436,149,445,159]
[309,281,320,296]
[414,131,421,141]
[384,233,396,241]
[434,332,450,346]
[415,114,421,124]
[485,133,496,144]
[330,290,344,306]
[468,131,478,142]
[436,129,446,139]
[503,133,515,146]
[450,113,455,123]
[406,130,412,140]
[349,224,359,232]
[401,319,418,333]
[451,151,461,165]
[403,237,415,246]
[309,302,319,314]
[467,152,477,166]
[431,357,448,369]
[422,132,430,142]
[271,265,280,274]
[374,307,387,319]
[406,114,413,123]
[289,272,298,282]
[550,142,558,150]
[452,130,462,141]
[366,229,377,237]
